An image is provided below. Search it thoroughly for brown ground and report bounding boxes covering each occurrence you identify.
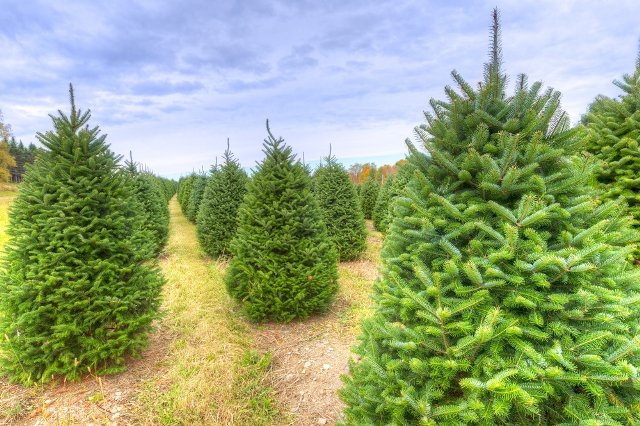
[254,224,382,426]
[0,214,382,426]
[0,326,174,426]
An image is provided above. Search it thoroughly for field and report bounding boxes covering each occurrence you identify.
[0,183,19,198]
[0,196,381,425]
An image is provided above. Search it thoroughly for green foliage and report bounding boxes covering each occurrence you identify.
[584,43,640,260]
[0,86,164,384]
[372,174,394,232]
[197,146,249,257]
[359,177,379,220]
[187,174,207,223]
[178,174,196,214]
[373,161,417,234]
[5,137,39,183]
[225,123,339,323]
[125,157,170,254]
[313,156,367,261]
[340,11,640,425]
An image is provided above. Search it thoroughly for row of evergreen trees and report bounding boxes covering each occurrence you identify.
[4,137,40,182]
[175,128,373,322]
[340,10,640,425]
[0,86,175,384]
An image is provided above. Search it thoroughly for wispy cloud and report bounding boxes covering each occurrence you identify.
[1,0,639,176]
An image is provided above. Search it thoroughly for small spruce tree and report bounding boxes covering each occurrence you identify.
[196,144,248,257]
[186,173,207,223]
[584,42,640,260]
[373,161,419,234]
[178,173,196,214]
[340,11,640,425]
[313,154,367,261]
[225,122,339,323]
[372,174,395,232]
[125,155,170,254]
[359,177,379,220]
[0,86,163,384]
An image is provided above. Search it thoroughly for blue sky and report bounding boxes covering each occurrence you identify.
[1,0,639,179]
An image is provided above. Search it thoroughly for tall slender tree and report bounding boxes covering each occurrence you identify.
[125,154,170,254]
[359,177,379,220]
[313,153,367,261]
[187,173,207,223]
[0,86,164,384]
[225,122,338,323]
[197,142,248,257]
[340,11,640,425]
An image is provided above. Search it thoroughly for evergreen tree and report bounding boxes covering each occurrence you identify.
[372,174,395,232]
[225,122,339,323]
[187,173,207,223]
[313,155,367,261]
[196,144,248,257]
[0,86,164,384]
[584,42,640,261]
[359,177,379,220]
[340,11,640,425]
[178,173,196,214]
[372,161,418,234]
[6,137,40,182]
[125,155,170,255]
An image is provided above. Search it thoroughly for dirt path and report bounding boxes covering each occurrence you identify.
[254,224,382,426]
[0,200,381,426]
[0,199,283,425]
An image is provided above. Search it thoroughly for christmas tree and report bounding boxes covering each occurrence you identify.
[372,161,419,234]
[187,173,207,223]
[340,10,640,425]
[584,42,640,261]
[359,177,379,220]
[225,122,339,323]
[178,173,196,215]
[196,143,248,257]
[125,154,170,255]
[0,86,164,384]
[313,154,367,261]
[372,174,395,232]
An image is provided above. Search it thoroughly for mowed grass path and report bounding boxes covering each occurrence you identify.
[136,197,284,425]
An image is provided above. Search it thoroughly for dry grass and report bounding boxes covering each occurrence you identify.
[134,198,285,425]
[251,219,385,425]
[335,220,383,333]
[0,183,19,198]
[0,197,12,250]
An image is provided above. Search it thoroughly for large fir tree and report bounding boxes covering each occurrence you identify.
[0,86,164,384]
[340,11,640,425]
[359,177,379,220]
[225,122,339,323]
[584,43,640,261]
[313,155,367,261]
[196,143,248,257]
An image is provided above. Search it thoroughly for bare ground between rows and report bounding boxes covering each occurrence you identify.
[0,322,175,426]
[253,241,382,426]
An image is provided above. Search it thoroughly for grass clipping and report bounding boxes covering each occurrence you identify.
[137,199,284,425]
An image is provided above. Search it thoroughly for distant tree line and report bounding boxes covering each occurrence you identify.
[5,137,40,183]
